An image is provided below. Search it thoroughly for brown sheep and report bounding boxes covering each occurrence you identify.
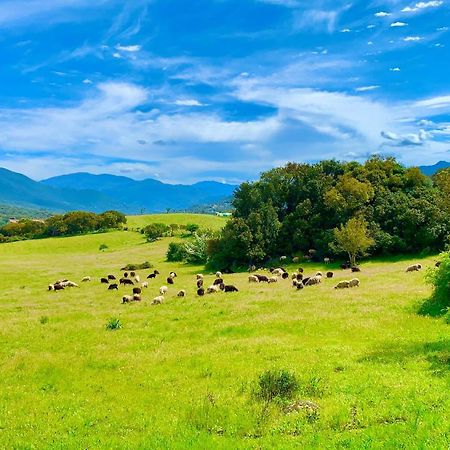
[133,287,142,294]
[335,280,350,289]
[197,279,204,288]
[326,271,334,278]
[349,278,360,288]
[177,290,186,297]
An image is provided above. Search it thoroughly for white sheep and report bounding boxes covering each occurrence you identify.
[81,276,91,282]
[196,274,204,280]
[152,295,164,305]
[268,276,278,283]
[206,285,220,294]
[141,282,149,288]
[215,271,222,278]
[160,286,168,295]
[122,295,133,303]
[248,275,259,283]
[134,275,141,283]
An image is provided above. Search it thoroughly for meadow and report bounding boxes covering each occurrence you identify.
[0,214,448,449]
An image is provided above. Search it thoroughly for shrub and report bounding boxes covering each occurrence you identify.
[186,223,200,234]
[254,369,299,403]
[106,318,123,330]
[39,316,49,325]
[120,261,153,271]
[166,242,188,262]
[142,223,171,242]
[422,252,450,317]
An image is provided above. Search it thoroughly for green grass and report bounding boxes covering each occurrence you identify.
[126,213,227,231]
[0,215,448,449]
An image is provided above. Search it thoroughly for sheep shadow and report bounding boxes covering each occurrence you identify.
[358,340,450,377]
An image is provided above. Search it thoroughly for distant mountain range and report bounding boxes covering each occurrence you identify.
[418,161,450,176]
[0,168,236,214]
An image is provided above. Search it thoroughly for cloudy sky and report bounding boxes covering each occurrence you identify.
[0,0,449,183]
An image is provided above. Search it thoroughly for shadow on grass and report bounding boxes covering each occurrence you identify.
[418,296,449,318]
[359,339,450,376]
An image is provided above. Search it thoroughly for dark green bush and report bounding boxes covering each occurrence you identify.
[120,261,153,271]
[422,252,450,317]
[254,369,299,403]
[141,223,171,242]
[106,318,123,331]
[166,242,188,262]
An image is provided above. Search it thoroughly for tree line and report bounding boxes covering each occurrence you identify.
[0,210,126,242]
[206,157,450,269]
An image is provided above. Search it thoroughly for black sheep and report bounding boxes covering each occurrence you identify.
[147,273,156,279]
[302,277,311,285]
[213,278,224,285]
[167,277,174,285]
[296,273,303,281]
[351,266,361,272]
[101,278,109,284]
[120,278,134,285]
[133,287,142,294]
[256,274,269,282]
[326,271,334,278]
[223,285,239,293]
[107,274,116,280]
[108,284,119,290]
[197,287,205,296]
[196,279,204,288]
[281,272,289,279]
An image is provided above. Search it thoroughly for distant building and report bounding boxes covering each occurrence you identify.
[8,218,19,224]
[216,212,232,217]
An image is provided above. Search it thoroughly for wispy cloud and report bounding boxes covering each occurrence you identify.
[355,85,380,92]
[391,21,407,27]
[402,1,443,12]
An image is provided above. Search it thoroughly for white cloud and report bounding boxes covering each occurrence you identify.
[115,44,141,53]
[173,99,205,107]
[390,67,401,71]
[403,36,422,41]
[82,78,93,84]
[367,24,376,29]
[293,8,343,33]
[375,11,391,17]
[112,52,122,58]
[402,1,443,12]
[381,129,430,146]
[355,85,380,92]
[391,21,407,27]
[340,28,351,32]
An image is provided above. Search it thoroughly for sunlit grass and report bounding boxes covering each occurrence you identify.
[0,214,448,448]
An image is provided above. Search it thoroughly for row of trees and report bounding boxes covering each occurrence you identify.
[0,210,126,241]
[206,157,450,269]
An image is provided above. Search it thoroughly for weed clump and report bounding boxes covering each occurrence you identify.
[254,369,299,403]
[120,261,153,271]
[106,318,123,331]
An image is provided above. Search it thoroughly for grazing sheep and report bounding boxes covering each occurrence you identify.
[316,271,323,277]
[154,270,160,275]
[100,278,109,284]
[170,271,177,278]
[130,271,136,277]
[134,275,141,283]
[107,274,116,280]
[160,286,168,295]
[167,277,174,285]
[82,276,91,282]
[255,274,269,283]
[120,278,134,286]
[147,273,156,279]
[282,272,289,280]
[292,256,299,263]
[296,273,303,281]
[177,290,186,297]
[298,267,304,273]
[280,256,287,262]
[48,284,55,291]
[223,285,239,292]
[349,278,360,288]
[335,281,350,289]
[206,285,220,294]
[291,273,298,280]
[340,263,350,270]
[324,257,330,264]
[54,284,65,291]
[215,271,222,278]
[406,263,422,272]
[66,281,79,288]
[108,284,119,290]
[248,275,259,283]
[124,272,129,278]
[133,287,142,295]
[296,282,304,290]
[141,282,149,288]
[268,276,278,283]
[122,295,133,303]
[351,267,361,273]
[292,279,299,287]
[197,279,204,288]
[306,276,321,286]
[197,287,205,296]
[326,271,334,278]
[196,274,204,280]
[302,277,311,285]
[133,294,142,302]
[152,295,164,305]
[213,278,224,286]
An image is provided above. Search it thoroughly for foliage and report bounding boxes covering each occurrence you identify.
[99,243,108,251]
[120,261,153,271]
[105,318,123,331]
[209,157,450,267]
[0,210,126,243]
[141,223,171,242]
[254,370,299,403]
[422,252,450,317]
[332,217,375,266]
[186,223,200,234]
[166,242,188,262]
[0,203,52,227]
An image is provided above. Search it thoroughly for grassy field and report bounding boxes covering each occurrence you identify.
[126,213,228,231]
[0,214,448,449]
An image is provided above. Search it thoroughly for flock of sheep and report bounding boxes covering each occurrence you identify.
[47,259,429,304]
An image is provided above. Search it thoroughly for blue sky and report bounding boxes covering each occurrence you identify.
[0,0,449,183]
